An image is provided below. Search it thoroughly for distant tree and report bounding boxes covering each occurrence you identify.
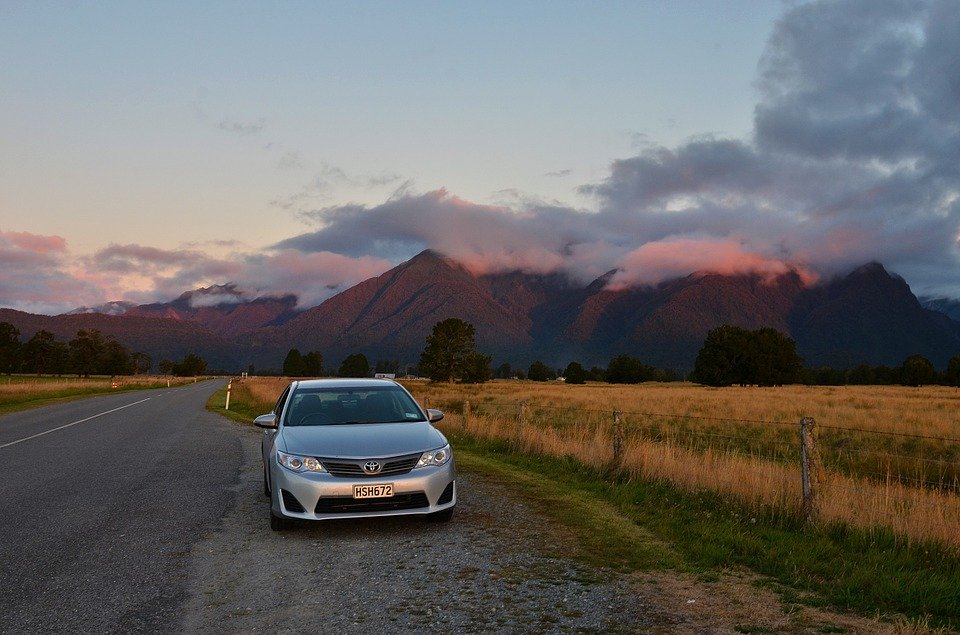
[514,368,526,380]
[901,354,935,387]
[158,359,175,375]
[101,338,134,375]
[527,360,554,381]
[131,351,152,375]
[22,330,59,375]
[460,351,492,384]
[283,349,307,376]
[845,364,875,385]
[587,366,607,382]
[0,322,21,374]
[495,362,512,379]
[563,361,587,384]
[606,355,651,384]
[691,326,751,387]
[303,351,323,376]
[68,329,107,377]
[338,353,370,378]
[751,328,803,386]
[172,353,207,377]
[419,318,479,382]
[873,365,899,385]
[946,355,960,388]
[691,325,802,387]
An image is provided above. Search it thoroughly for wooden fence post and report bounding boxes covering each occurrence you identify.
[463,399,471,429]
[800,416,821,524]
[612,409,624,466]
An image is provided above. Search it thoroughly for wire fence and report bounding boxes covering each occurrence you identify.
[434,395,960,550]
[436,397,960,509]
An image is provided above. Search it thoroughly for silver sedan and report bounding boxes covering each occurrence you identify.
[255,378,456,531]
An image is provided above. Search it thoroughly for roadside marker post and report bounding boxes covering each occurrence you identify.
[225,380,232,410]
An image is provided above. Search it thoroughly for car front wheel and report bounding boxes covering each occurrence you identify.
[270,512,292,531]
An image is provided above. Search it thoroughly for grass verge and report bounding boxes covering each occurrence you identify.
[206,386,265,425]
[0,380,187,416]
[448,433,960,630]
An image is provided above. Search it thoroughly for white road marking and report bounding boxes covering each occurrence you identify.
[0,398,152,449]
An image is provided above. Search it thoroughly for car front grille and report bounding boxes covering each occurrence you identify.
[315,492,429,514]
[320,453,421,478]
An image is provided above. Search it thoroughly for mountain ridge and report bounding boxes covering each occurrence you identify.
[8,250,960,372]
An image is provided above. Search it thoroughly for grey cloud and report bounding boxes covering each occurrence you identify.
[90,244,209,274]
[278,151,305,170]
[217,117,266,136]
[576,0,960,293]
[276,189,602,277]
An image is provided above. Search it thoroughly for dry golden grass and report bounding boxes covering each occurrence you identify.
[408,380,960,438]
[235,377,960,551]
[404,380,960,551]
[0,374,198,399]
[231,376,289,412]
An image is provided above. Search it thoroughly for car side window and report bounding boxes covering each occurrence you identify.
[274,386,290,419]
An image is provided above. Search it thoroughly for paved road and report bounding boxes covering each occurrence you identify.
[0,380,241,634]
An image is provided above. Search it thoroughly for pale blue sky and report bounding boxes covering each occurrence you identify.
[1,1,780,254]
[4,1,959,314]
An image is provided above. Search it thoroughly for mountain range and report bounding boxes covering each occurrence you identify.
[2,250,959,373]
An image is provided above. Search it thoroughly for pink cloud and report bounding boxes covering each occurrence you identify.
[0,230,69,267]
[243,250,391,307]
[2,230,68,254]
[608,238,817,290]
[0,231,109,314]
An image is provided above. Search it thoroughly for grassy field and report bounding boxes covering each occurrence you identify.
[0,374,204,415]
[209,377,960,629]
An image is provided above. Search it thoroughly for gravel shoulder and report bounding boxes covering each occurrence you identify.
[182,424,908,634]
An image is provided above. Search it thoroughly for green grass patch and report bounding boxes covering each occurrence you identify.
[205,386,263,425]
[455,445,683,572]
[449,433,960,630]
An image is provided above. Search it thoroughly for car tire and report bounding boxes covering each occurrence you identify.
[427,507,454,523]
[270,512,292,531]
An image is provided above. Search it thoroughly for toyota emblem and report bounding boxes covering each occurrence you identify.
[362,460,382,474]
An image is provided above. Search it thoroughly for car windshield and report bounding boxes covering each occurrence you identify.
[283,386,427,426]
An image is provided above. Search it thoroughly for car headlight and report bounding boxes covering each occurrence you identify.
[417,444,452,468]
[278,451,326,473]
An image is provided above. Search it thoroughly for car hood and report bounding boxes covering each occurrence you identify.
[278,421,447,458]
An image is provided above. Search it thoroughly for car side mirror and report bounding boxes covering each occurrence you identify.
[254,413,278,429]
[427,409,444,423]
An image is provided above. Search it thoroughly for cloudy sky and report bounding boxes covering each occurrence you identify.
[2,0,959,314]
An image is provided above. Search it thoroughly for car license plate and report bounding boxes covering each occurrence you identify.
[353,484,394,499]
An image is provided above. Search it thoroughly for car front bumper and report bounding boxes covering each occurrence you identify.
[269,456,456,521]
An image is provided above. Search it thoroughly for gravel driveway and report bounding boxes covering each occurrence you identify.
[182,424,903,634]
[182,425,653,633]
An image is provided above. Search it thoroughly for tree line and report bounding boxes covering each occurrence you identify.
[282,318,960,388]
[0,322,208,377]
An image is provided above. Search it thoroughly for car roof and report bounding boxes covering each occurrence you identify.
[291,378,400,390]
